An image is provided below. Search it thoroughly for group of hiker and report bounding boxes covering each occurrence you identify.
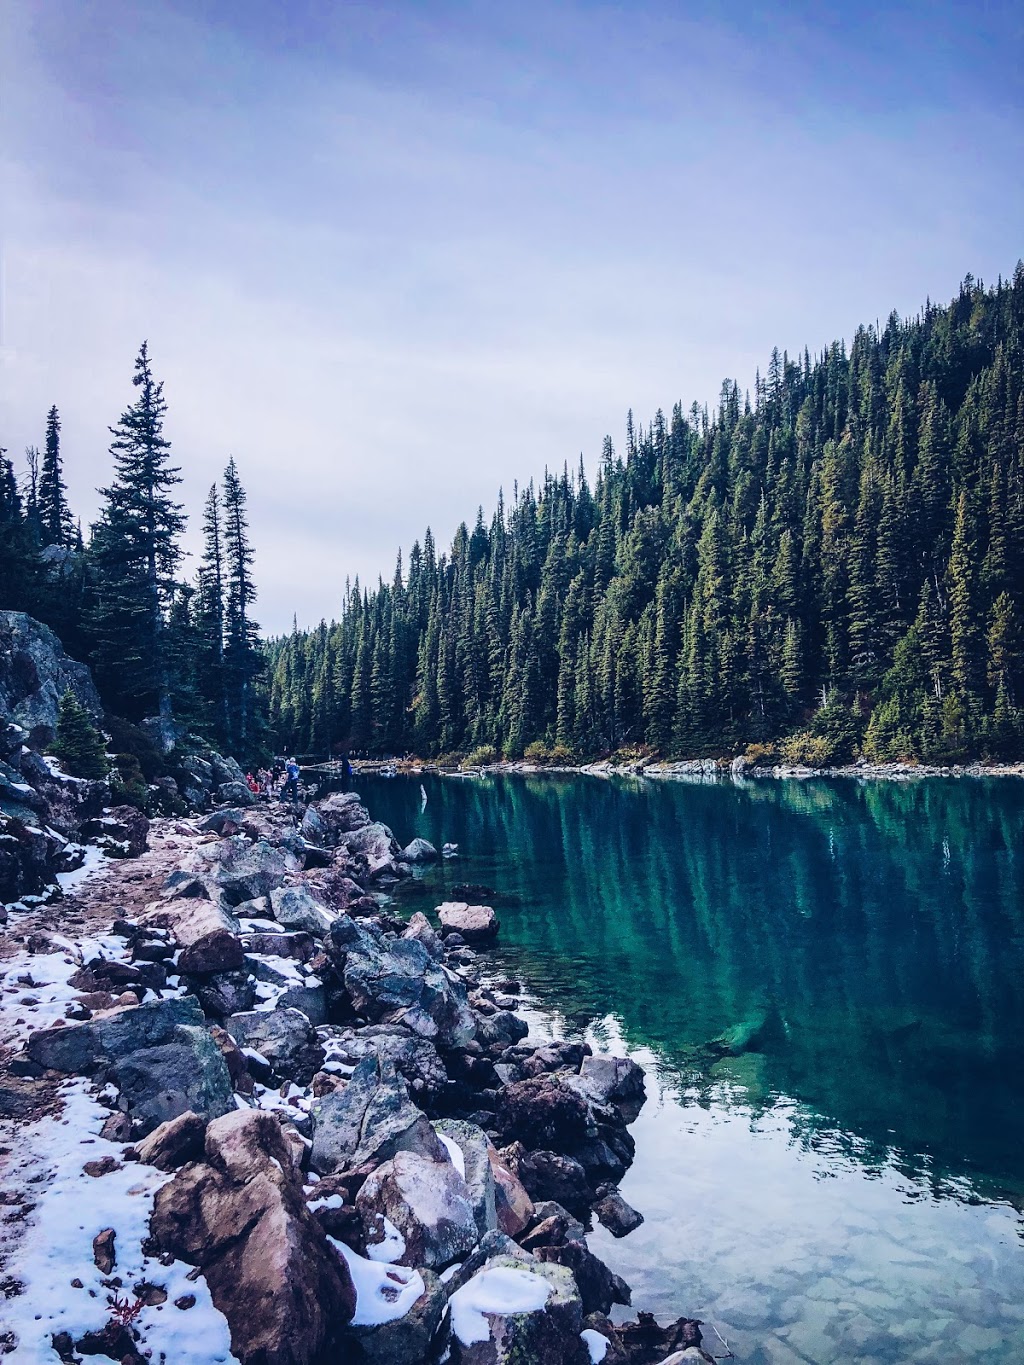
[243,754,353,804]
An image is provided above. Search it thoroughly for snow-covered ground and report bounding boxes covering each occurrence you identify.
[0,1084,238,1363]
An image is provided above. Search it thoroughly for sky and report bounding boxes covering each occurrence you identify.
[2,1,1022,633]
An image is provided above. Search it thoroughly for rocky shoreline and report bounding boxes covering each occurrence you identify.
[0,787,712,1365]
[350,756,1024,782]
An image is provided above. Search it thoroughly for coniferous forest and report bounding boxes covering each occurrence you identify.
[267,269,1024,766]
[1,343,263,768]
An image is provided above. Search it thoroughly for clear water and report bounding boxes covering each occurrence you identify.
[356,771,1024,1363]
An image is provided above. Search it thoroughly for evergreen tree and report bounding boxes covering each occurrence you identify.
[39,406,73,546]
[222,457,260,751]
[53,689,107,779]
[90,342,186,719]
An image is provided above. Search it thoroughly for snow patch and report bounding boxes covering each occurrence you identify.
[448,1265,552,1345]
[437,1132,466,1178]
[331,1239,424,1326]
[582,1328,610,1362]
[365,1216,406,1263]
[1,1082,237,1362]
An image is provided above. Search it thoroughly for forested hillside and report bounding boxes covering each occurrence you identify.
[1,343,264,767]
[267,268,1024,765]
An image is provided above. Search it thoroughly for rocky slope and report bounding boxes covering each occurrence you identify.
[0,788,712,1365]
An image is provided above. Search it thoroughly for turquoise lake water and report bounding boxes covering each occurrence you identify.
[355,771,1024,1364]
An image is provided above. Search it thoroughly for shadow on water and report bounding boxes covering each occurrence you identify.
[359,771,1024,1208]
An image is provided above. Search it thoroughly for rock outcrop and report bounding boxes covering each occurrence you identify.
[0,610,102,746]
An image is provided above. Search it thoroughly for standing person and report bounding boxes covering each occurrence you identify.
[341,753,353,790]
[281,757,300,803]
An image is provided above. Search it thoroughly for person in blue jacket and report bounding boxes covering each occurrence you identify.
[281,757,300,803]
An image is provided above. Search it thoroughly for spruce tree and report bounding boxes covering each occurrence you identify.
[53,689,107,778]
[91,342,185,719]
[222,457,259,753]
[39,406,73,547]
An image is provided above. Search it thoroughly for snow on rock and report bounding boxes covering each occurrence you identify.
[438,1131,467,1179]
[582,1327,610,1362]
[331,1238,425,1327]
[1,1082,237,1362]
[364,1216,407,1263]
[448,1265,553,1346]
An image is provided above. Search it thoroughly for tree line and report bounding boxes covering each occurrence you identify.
[266,267,1024,766]
[0,342,263,763]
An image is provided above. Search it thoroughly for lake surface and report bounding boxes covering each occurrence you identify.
[355,771,1024,1364]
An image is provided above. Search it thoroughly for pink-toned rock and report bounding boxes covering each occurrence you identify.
[436,902,499,942]
[151,1109,355,1365]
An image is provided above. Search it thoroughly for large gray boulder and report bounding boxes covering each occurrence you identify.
[226,1007,325,1085]
[205,837,297,906]
[317,1023,447,1100]
[310,1055,445,1174]
[437,902,499,942]
[400,838,438,864]
[141,897,243,975]
[331,917,476,1048]
[445,1256,587,1365]
[356,1149,478,1269]
[346,1270,449,1365]
[269,883,334,936]
[0,611,102,746]
[316,791,371,840]
[342,821,401,861]
[27,997,234,1134]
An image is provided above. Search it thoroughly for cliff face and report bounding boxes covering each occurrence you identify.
[0,611,102,749]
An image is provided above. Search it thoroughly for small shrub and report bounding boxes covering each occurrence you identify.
[779,732,835,767]
[463,744,498,768]
[109,754,149,810]
[103,714,165,781]
[435,751,465,769]
[744,742,780,767]
[523,741,551,763]
[547,744,575,765]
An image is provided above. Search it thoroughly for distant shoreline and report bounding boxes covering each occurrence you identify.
[336,757,1024,782]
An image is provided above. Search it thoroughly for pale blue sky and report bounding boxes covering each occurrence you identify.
[2,1,1021,631]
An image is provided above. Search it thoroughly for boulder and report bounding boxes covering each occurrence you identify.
[570,1056,646,1114]
[80,806,150,859]
[317,1024,447,1100]
[310,1055,445,1174]
[402,911,444,962]
[107,1024,237,1134]
[210,753,246,787]
[206,837,296,906]
[333,917,476,1048]
[189,970,257,1020]
[434,1118,496,1238]
[475,1010,529,1052]
[400,838,438,864]
[151,1108,356,1365]
[346,1268,449,1365]
[216,780,255,806]
[437,902,499,942]
[316,791,371,839]
[488,1146,534,1237]
[446,1255,588,1365]
[141,898,244,976]
[591,1188,643,1238]
[495,1076,594,1150]
[0,610,102,746]
[226,1008,325,1086]
[299,805,324,844]
[511,1149,592,1215]
[27,996,206,1074]
[533,1242,630,1316]
[356,1149,478,1269]
[342,821,401,861]
[132,1110,207,1170]
[269,883,335,936]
